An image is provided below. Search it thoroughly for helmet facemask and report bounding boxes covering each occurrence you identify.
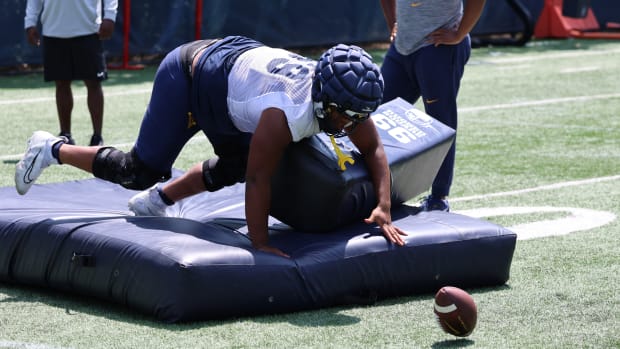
[314,101,370,138]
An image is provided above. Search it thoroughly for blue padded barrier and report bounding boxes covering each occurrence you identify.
[270,97,456,232]
[0,180,516,322]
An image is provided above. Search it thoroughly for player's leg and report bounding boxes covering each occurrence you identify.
[129,38,258,216]
[16,47,194,197]
[128,160,206,216]
[15,37,75,194]
[15,128,175,197]
[380,43,421,104]
[80,47,195,200]
[160,140,250,201]
[126,47,203,215]
[416,38,471,211]
[103,46,196,191]
[14,131,74,195]
[129,138,251,216]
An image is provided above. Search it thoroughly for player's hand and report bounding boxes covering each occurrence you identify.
[428,28,464,47]
[98,19,115,40]
[364,207,407,246]
[254,244,290,258]
[390,22,398,42]
[26,27,40,47]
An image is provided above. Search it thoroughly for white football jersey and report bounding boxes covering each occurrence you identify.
[227,46,321,142]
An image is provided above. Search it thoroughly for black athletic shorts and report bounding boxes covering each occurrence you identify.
[42,34,107,82]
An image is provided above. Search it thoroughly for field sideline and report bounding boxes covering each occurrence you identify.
[0,39,618,348]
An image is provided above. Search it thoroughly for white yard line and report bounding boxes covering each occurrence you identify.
[0,341,70,349]
[455,206,617,240]
[472,47,620,64]
[459,92,620,113]
[0,88,152,106]
[452,175,620,203]
[2,47,619,106]
[0,135,206,161]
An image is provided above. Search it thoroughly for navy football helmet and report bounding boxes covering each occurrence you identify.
[312,44,384,137]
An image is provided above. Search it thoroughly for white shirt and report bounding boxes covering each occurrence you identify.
[24,0,118,38]
[227,46,321,142]
[394,0,463,55]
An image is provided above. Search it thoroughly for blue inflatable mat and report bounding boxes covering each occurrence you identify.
[0,179,516,323]
[0,98,516,322]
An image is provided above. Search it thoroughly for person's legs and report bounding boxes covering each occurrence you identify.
[43,36,76,143]
[380,44,421,104]
[415,38,471,210]
[382,44,452,210]
[54,80,74,142]
[72,34,107,145]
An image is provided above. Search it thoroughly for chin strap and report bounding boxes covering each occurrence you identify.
[329,135,354,171]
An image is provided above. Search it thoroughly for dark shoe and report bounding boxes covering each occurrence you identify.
[58,132,75,145]
[89,134,103,146]
[420,195,450,212]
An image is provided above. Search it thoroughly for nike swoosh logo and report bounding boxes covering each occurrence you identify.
[426,98,439,104]
[411,2,422,7]
[23,150,40,184]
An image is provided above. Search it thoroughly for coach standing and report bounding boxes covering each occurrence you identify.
[24,0,118,146]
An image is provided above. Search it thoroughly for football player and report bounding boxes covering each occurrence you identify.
[15,36,406,257]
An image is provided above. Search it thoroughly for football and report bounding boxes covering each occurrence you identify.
[433,286,477,337]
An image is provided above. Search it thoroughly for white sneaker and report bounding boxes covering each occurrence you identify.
[15,131,63,195]
[128,185,170,216]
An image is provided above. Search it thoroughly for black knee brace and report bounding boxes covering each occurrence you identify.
[92,147,171,190]
[201,156,247,192]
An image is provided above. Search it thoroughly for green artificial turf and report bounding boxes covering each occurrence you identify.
[0,38,618,348]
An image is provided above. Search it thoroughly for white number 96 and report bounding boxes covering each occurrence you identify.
[372,113,414,144]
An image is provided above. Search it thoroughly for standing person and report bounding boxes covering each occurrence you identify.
[24,0,118,146]
[379,0,486,211]
[15,36,407,257]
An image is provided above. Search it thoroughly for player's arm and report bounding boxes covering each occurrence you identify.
[245,108,292,257]
[24,0,43,46]
[348,121,407,246]
[429,0,486,46]
[98,0,118,41]
[458,0,486,39]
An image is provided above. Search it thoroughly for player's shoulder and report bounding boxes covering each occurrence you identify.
[248,46,312,62]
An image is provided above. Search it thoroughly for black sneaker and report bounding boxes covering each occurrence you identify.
[58,132,75,145]
[419,195,450,212]
[89,134,103,146]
